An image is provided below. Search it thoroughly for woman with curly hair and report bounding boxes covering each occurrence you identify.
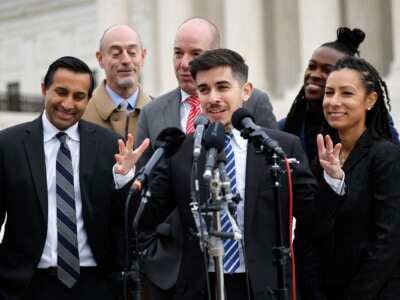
[279,27,399,163]
[302,56,400,299]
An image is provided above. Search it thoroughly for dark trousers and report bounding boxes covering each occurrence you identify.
[209,273,253,300]
[148,272,253,300]
[22,267,114,300]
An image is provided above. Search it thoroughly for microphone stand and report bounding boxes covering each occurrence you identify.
[130,188,151,300]
[190,156,212,300]
[122,172,150,300]
[239,128,293,300]
[207,167,225,300]
[207,161,243,300]
[268,153,289,300]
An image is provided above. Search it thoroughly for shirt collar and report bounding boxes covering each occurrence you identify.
[106,84,139,110]
[180,89,192,103]
[42,111,80,142]
[230,128,247,150]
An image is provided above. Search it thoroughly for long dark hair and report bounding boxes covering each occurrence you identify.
[283,27,365,135]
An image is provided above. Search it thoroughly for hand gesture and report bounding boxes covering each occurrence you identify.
[115,134,150,175]
[317,134,344,180]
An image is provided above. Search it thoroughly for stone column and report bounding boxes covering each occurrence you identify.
[343,0,392,75]
[129,0,159,96]
[297,0,341,72]
[263,0,301,97]
[96,0,128,31]
[386,0,400,127]
[223,0,268,91]
[267,0,341,120]
[388,0,400,75]
[154,0,194,95]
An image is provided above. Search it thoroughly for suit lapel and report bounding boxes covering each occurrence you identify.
[342,130,373,173]
[163,88,182,129]
[244,143,262,229]
[23,117,48,223]
[78,120,97,218]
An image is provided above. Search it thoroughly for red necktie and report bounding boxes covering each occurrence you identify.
[186,96,201,134]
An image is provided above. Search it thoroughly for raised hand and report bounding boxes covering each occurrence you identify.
[114,134,150,175]
[317,134,344,180]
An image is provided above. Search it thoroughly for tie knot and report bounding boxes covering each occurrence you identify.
[119,101,132,111]
[56,132,67,144]
[187,95,200,107]
[224,132,233,146]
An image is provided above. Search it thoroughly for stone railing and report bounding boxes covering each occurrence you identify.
[0,93,43,113]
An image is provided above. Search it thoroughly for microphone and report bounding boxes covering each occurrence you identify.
[134,127,185,191]
[202,122,225,181]
[232,108,286,158]
[193,114,209,160]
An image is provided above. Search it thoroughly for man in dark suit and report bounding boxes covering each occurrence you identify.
[130,49,317,299]
[134,18,277,298]
[0,56,148,300]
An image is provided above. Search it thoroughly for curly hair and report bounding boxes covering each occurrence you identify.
[283,27,365,135]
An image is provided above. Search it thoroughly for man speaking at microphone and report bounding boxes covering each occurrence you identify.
[124,49,320,300]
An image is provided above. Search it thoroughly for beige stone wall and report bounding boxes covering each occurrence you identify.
[0,0,399,125]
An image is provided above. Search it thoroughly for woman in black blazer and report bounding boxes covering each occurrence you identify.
[302,56,400,299]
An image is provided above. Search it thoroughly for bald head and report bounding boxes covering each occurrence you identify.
[99,25,143,52]
[96,24,147,98]
[173,18,221,95]
[176,17,220,49]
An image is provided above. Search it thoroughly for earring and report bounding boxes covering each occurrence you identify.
[367,107,371,111]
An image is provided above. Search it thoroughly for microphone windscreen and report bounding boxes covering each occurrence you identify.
[194,114,209,128]
[231,107,254,131]
[154,127,186,157]
[203,122,225,152]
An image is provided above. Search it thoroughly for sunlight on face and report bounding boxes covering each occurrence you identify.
[323,68,377,138]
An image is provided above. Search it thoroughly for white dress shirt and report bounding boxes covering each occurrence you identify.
[38,112,132,268]
[38,112,97,267]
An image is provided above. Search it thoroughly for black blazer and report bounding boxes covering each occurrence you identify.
[134,88,278,290]
[137,128,317,300]
[0,117,126,300]
[302,131,400,300]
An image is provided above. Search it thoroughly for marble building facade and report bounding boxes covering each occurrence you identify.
[0,0,399,127]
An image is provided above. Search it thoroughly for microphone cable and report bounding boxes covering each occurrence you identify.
[284,157,296,300]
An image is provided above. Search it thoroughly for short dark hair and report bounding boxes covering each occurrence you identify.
[43,56,95,98]
[332,56,392,141]
[189,48,248,84]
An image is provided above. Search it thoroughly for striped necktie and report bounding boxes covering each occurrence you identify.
[120,101,132,139]
[221,133,240,273]
[56,132,80,288]
[186,95,201,134]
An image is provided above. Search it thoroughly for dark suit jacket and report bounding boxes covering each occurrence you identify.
[136,129,317,299]
[301,131,400,300]
[0,117,126,300]
[133,87,277,289]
